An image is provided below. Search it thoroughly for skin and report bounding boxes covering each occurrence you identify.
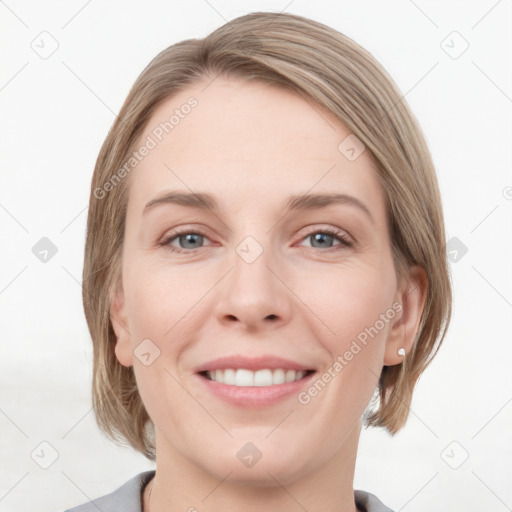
[111,76,427,512]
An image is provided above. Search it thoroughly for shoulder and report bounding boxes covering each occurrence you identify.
[354,489,396,512]
[62,470,155,512]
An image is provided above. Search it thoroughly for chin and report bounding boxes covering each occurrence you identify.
[197,446,315,488]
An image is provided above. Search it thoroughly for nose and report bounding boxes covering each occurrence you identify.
[214,241,293,332]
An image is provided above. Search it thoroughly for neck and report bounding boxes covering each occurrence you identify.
[145,422,361,512]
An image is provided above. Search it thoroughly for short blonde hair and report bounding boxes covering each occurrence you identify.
[83,11,452,460]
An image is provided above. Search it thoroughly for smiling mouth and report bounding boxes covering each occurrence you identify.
[199,368,316,387]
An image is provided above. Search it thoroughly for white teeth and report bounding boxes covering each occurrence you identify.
[205,368,309,386]
[223,368,236,385]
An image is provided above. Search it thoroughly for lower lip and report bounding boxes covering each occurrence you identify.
[195,372,316,408]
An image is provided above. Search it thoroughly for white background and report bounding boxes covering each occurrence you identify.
[1,1,511,511]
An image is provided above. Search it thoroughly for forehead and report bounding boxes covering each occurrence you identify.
[126,76,386,220]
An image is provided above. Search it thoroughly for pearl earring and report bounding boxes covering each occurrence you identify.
[397,347,406,357]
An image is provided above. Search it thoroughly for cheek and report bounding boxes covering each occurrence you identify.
[295,259,395,349]
[123,261,207,341]
[294,265,392,428]
[123,264,199,423]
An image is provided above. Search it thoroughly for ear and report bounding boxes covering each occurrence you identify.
[110,283,134,367]
[383,265,428,366]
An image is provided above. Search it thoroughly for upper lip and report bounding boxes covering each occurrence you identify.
[194,355,315,373]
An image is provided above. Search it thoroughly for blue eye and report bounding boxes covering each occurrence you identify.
[160,232,209,253]
[302,229,352,249]
[159,227,352,254]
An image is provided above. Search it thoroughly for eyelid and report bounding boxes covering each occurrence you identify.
[159,225,216,247]
[295,224,352,240]
[159,223,354,253]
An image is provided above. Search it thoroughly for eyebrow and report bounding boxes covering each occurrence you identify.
[143,191,374,224]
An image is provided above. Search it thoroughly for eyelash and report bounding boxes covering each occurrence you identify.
[158,227,353,254]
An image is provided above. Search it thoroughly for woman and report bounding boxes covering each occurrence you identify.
[66,11,452,512]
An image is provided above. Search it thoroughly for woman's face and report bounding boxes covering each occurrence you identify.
[111,76,417,484]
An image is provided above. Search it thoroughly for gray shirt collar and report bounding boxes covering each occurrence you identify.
[64,470,395,512]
